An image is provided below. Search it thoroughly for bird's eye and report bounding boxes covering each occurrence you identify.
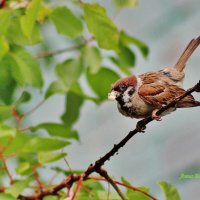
[119,85,127,91]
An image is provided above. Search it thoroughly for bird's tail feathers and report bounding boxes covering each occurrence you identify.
[174,36,200,72]
[177,100,200,108]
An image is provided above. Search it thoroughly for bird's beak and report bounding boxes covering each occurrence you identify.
[108,90,118,101]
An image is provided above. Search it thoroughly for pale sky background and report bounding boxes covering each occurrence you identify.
[22,0,200,199]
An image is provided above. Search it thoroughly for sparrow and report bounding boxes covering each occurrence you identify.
[108,36,200,121]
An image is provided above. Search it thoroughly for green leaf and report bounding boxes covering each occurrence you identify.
[112,0,138,9]
[16,162,31,175]
[70,83,99,103]
[118,44,135,67]
[4,134,31,156]
[18,153,38,165]
[20,0,41,38]
[158,181,181,200]
[86,67,120,101]
[5,179,31,198]
[37,3,52,23]
[38,151,67,164]
[0,124,16,138]
[0,10,11,35]
[127,192,151,200]
[0,193,15,200]
[7,17,42,45]
[56,58,83,88]
[78,179,105,199]
[11,47,43,87]
[0,56,16,105]
[15,91,31,106]
[45,80,68,99]
[0,105,12,121]
[61,88,84,127]
[0,36,9,61]
[50,6,83,38]
[22,137,71,153]
[31,123,79,140]
[110,43,135,75]
[43,196,59,200]
[120,31,149,58]
[97,191,121,200]
[51,166,83,176]
[121,177,151,199]
[109,56,131,75]
[84,3,119,50]
[83,46,102,74]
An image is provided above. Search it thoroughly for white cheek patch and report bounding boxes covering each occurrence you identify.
[122,86,135,107]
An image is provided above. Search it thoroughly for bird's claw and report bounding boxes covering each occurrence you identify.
[152,109,162,121]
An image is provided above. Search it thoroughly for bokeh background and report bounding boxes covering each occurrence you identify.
[25,0,200,199]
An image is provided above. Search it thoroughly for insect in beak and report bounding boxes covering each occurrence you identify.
[108,90,119,101]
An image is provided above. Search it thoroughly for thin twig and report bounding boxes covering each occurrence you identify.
[0,156,13,184]
[97,168,128,200]
[63,156,73,174]
[12,100,45,132]
[36,37,94,58]
[107,181,110,200]
[90,176,157,200]
[23,100,45,117]
[48,172,60,185]
[0,185,5,192]
[32,165,43,192]
[12,106,23,130]
[70,175,83,200]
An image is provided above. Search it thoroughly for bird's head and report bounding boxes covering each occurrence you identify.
[108,75,138,103]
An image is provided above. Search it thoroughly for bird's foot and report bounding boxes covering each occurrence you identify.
[152,109,162,121]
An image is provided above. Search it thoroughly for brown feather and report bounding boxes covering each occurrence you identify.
[112,75,137,89]
[174,36,200,72]
[138,84,199,108]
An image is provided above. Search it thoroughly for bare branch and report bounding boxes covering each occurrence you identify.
[32,166,43,193]
[0,156,13,184]
[97,168,128,200]
[90,176,158,200]
[36,37,94,58]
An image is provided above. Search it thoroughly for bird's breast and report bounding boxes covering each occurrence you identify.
[117,93,153,118]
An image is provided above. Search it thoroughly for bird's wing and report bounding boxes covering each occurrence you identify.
[138,83,196,108]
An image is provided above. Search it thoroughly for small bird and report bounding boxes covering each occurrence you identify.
[108,36,200,121]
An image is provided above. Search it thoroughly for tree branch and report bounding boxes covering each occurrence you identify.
[0,156,13,184]
[90,176,158,200]
[97,168,128,200]
[36,37,94,58]
[18,80,200,200]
